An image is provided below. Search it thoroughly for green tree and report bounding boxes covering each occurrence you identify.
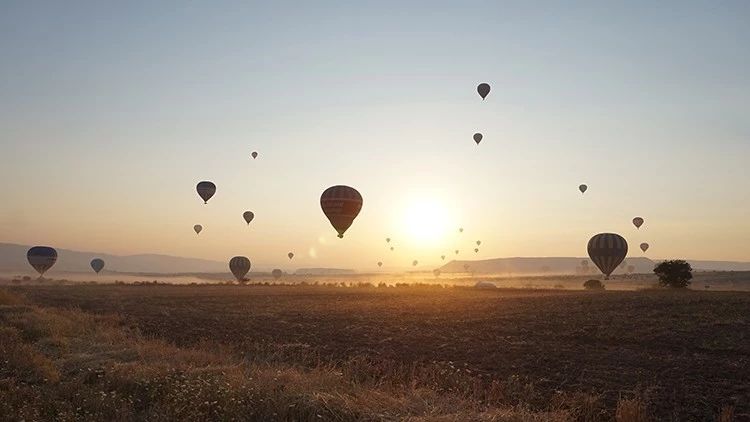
[653,260,693,288]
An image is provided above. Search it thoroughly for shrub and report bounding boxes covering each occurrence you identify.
[583,279,604,290]
[653,260,693,288]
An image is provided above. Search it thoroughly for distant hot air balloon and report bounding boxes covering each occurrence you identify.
[251,151,258,159]
[473,133,483,145]
[288,252,294,260]
[455,250,459,255]
[587,233,628,279]
[640,243,650,253]
[320,185,363,238]
[579,184,588,194]
[476,240,481,246]
[229,256,251,282]
[627,265,635,273]
[433,269,441,277]
[412,260,418,267]
[390,247,395,251]
[386,238,391,243]
[243,211,255,225]
[473,248,479,253]
[632,217,644,229]
[377,261,383,267]
[459,228,464,233]
[194,225,203,235]
[272,269,282,280]
[90,258,105,274]
[477,83,491,100]
[463,264,470,272]
[441,255,446,260]
[27,246,57,277]
[196,181,216,204]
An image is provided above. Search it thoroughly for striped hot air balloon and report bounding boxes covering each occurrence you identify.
[229,256,251,282]
[320,185,362,238]
[27,246,57,277]
[587,233,628,279]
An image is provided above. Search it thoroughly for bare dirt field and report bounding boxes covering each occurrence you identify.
[8,284,748,421]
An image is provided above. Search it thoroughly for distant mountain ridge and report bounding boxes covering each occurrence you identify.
[0,243,227,274]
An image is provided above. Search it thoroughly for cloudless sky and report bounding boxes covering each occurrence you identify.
[1,1,749,270]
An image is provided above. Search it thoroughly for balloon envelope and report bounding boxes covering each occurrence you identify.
[196,181,216,204]
[288,252,294,260]
[476,240,481,246]
[640,243,650,253]
[243,211,255,224]
[27,246,57,276]
[632,217,644,229]
[459,228,464,233]
[473,133,482,145]
[377,261,383,267]
[272,269,282,280]
[441,255,446,260]
[477,83,491,99]
[587,233,628,279]
[386,238,391,243]
[579,184,588,194]
[194,225,202,235]
[474,248,479,253]
[90,258,105,274]
[320,185,363,238]
[251,151,258,159]
[412,260,418,266]
[455,250,459,254]
[229,256,251,281]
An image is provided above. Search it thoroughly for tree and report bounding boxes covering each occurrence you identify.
[653,260,693,288]
[583,279,605,290]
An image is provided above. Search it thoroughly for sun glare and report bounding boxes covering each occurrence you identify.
[401,199,451,245]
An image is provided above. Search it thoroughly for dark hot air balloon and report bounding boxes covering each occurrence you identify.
[272,269,282,280]
[390,247,394,251]
[196,181,216,204]
[386,238,391,243]
[441,255,446,260]
[412,260,418,267]
[243,211,255,225]
[477,83,490,100]
[640,243,650,253]
[194,225,203,235]
[474,248,479,253]
[632,217,644,229]
[27,246,57,276]
[320,185,363,238]
[579,184,588,194]
[229,256,251,282]
[476,240,481,246]
[587,233,628,279]
[377,261,383,267]
[251,151,258,159]
[288,252,294,260]
[473,133,482,145]
[90,258,105,274]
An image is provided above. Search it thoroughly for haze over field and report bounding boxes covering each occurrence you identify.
[2,2,749,273]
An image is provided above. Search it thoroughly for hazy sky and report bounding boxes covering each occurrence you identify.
[2,1,749,270]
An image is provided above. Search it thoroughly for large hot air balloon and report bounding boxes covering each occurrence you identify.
[196,181,216,204]
[320,185,363,238]
[27,246,57,277]
[377,261,383,267]
[640,243,650,253]
[579,184,588,194]
[477,83,490,100]
[243,211,255,225]
[632,217,644,229]
[229,256,251,282]
[90,258,105,274]
[272,269,282,280]
[251,151,258,159]
[587,233,628,279]
[194,225,203,235]
[473,133,483,145]
[288,252,294,260]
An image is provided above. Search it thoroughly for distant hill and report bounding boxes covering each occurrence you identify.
[0,243,227,274]
[295,268,356,275]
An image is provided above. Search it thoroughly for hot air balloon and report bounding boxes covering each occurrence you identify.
[579,184,588,194]
[477,83,490,100]
[377,261,383,267]
[640,243,650,253]
[272,269,282,280]
[386,238,391,243]
[243,211,255,225]
[251,151,258,159]
[473,133,483,145]
[474,248,479,253]
[433,269,441,277]
[412,260,418,267]
[463,264,470,272]
[90,258,105,274]
[441,255,446,260]
[459,228,464,233]
[390,247,395,251]
[632,217,644,229]
[476,240,481,246]
[27,246,57,277]
[587,233,628,279]
[288,252,294,260]
[196,181,216,204]
[229,256,251,282]
[320,185,363,238]
[194,225,203,235]
[455,250,459,255]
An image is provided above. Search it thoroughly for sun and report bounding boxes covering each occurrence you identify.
[401,198,451,245]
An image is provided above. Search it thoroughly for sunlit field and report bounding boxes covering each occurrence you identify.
[2,280,747,421]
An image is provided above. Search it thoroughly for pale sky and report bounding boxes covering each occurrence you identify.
[1,1,749,270]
